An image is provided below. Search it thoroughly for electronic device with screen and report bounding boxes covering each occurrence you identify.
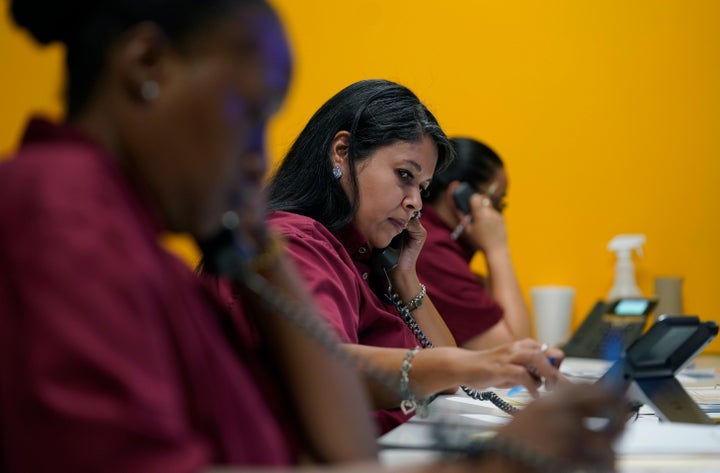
[598,315,718,424]
[562,297,658,359]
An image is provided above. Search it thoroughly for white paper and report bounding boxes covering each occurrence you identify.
[616,421,720,455]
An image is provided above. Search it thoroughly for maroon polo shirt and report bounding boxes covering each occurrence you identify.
[0,119,296,472]
[267,211,415,433]
[416,205,503,345]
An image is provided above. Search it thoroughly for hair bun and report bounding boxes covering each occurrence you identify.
[10,0,94,45]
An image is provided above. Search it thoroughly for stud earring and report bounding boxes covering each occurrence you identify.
[332,166,343,180]
[140,80,160,102]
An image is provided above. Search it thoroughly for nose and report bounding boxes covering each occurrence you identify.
[403,187,423,212]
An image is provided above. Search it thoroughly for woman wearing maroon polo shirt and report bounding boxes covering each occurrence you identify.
[418,137,532,350]
[0,1,627,471]
[0,0,383,470]
[265,80,563,434]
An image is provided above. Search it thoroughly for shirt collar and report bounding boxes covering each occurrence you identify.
[22,117,97,149]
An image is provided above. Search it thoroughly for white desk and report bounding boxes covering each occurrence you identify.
[378,356,720,472]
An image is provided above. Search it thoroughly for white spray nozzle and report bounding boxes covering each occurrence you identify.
[606,234,646,299]
[607,234,645,258]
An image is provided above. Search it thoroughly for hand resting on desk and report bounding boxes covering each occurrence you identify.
[481,382,629,473]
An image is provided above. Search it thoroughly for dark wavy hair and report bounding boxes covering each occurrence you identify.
[266,79,454,232]
[423,137,504,204]
[11,0,266,118]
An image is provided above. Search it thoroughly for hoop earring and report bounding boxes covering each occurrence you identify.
[332,166,343,180]
[140,80,160,102]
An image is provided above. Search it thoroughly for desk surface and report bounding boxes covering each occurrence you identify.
[378,355,720,473]
[691,353,720,369]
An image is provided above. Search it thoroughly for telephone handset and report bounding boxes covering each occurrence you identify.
[369,230,408,302]
[370,230,406,276]
[369,209,423,277]
[452,181,475,215]
[449,182,475,240]
[196,226,256,279]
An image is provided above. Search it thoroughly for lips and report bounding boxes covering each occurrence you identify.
[388,218,407,232]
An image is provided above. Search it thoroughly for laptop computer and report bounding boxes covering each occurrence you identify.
[561,297,658,359]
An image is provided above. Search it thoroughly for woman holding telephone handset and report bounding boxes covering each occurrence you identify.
[1,0,627,471]
[266,79,565,434]
[417,137,532,350]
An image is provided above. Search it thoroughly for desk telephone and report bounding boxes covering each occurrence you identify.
[562,297,658,360]
[598,315,718,424]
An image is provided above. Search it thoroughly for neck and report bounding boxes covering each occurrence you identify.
[70,99,125,168]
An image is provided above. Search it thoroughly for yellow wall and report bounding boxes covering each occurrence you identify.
[2,0,719,352]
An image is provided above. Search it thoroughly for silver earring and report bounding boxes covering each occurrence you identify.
[140,80,160,102]
[332,166,343,180]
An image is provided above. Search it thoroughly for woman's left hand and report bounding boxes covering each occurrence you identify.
[394,210,426,274]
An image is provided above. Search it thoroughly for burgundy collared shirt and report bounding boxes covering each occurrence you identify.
[267,211,415,432]
[416,205,503,345]
[0,119,296,472]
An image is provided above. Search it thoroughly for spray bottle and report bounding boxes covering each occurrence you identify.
[607,234,645,300]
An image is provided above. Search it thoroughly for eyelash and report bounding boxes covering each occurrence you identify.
[397,169,429,197]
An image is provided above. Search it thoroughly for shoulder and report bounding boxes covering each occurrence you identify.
[0,123,163,285]
[268,211,338,248]
[0,129,127,227]
[268,211,354,276]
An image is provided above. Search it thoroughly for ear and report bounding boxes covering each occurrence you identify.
[330,130,351,168]
[114,22,171,103]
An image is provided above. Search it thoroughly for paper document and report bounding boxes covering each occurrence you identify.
[616,421,720,455]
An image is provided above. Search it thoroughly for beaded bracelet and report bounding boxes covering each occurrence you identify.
[399,346,428,416]
[403,283,426,313]
[249,234,285,273]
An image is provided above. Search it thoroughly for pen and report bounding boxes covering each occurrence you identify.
[450,215,471,241]
[507,357,556,397]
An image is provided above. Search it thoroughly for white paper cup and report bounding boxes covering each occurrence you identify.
[530,285,575,347]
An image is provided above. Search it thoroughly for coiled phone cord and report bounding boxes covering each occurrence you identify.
[383,272,519,416]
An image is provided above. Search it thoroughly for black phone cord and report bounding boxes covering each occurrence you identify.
[385,275,519,416]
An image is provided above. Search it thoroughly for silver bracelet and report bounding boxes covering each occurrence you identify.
[403,283,426,313]
[399,346,423,415]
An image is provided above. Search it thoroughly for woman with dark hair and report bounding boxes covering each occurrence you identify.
[0,0,383,470]
[266,80,561,434]
[0,1,626,471]
[418,137,531,350]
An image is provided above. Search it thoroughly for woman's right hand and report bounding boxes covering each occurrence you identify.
[463,192,508,253]
[484,381,628,473]
[460,339,566,397]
